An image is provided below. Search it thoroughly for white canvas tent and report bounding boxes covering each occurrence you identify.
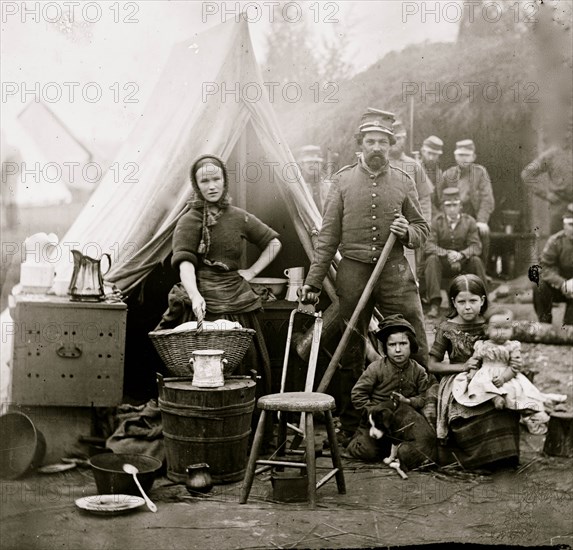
[48,18,333,293]
[1,18,340,407]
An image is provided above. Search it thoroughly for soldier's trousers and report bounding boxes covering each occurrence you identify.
[533,280,573,325]
[335,256,429,434]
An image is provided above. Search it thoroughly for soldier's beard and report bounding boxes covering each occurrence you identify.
[365,152,386,170]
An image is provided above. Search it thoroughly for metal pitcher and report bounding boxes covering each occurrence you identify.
[68,250,111,302]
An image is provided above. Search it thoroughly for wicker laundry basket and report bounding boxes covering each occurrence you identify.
[148,327,255,377]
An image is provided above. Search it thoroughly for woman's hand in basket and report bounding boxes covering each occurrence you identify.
[189,291,206,324]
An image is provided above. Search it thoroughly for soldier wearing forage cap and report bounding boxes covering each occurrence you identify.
[521,142,573,235]
[424,187,487,318]
[389,121,434,299]
[389,120,433,222]
[297,145,329,213]
[437,139,495,267]
[533,204,573,325]
[420,135,444,191]
[299,108,430,447]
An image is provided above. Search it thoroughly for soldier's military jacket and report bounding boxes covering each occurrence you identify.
[521,146,573,204]
[540,230,573,289]
[425,212,482,259]
[305,159,430,290]
[390,152,433,222]
[437,164,495,224]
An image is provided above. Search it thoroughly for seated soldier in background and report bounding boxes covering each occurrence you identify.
[533,204,573,326]
[425,188,487,318]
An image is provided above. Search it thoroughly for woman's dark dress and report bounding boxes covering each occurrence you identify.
[159,205,279,392]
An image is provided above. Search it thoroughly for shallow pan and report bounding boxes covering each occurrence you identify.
[89,453,162,496]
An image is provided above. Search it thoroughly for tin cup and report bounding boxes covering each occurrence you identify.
[284,267,305,282]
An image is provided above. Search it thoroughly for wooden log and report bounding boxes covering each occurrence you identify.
[511,321,573,345]
[543,412,573,457]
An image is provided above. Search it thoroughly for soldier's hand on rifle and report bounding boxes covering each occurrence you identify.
[390,213,409,238]
[298,285,320,304]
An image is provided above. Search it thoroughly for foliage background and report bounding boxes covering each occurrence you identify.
[263,0,572,230]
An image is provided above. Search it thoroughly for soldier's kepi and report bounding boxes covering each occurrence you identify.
[358,108,396,140]
[355,108,397,172]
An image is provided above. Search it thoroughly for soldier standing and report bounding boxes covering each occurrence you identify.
[437,139,495,268]
[389,120,433,222]
[521,142,573,235]
[299,108,430,447]
[419,135,444,193]
[389,121,433,298]
[298,145,329,214]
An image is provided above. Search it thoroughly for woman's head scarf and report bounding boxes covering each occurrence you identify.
[188,154,232,256]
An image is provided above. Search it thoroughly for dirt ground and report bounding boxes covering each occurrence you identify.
[1,334,571,550]
[0,420,572,550]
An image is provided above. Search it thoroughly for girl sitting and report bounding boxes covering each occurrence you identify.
[452,307,565,433]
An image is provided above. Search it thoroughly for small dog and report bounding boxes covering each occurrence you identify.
[368,398,437,471]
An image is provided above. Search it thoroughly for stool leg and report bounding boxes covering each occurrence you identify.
[305,412,317,508]
[240,410,266,504]
[277,411,288,459]
[325,410,346,494]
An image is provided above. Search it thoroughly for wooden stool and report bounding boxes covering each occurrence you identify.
[239,392,346,508]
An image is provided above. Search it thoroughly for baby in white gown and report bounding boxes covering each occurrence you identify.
[452,308,566,433]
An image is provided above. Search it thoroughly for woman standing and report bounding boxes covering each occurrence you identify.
[159,154,282,391]
[428,274,520,469]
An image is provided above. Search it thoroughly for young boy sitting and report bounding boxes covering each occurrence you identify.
[346,315,437,470]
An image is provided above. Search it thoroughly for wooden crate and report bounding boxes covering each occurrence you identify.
[10,294,127,406]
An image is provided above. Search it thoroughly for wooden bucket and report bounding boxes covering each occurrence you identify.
[157,375,256,483]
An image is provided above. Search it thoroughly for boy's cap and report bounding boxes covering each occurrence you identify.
[441,187,461,204]
[422,135,443,154]
[454,139,475,155]
[375,314,419,353]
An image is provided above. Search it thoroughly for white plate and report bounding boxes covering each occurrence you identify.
[75,494,145,515]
